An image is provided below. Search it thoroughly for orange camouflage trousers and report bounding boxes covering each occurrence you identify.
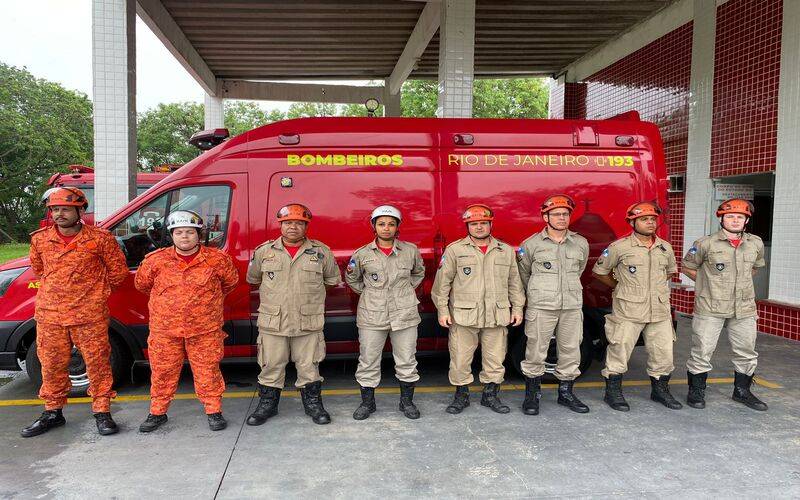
[148,331,226,415]
[37,321,116,413]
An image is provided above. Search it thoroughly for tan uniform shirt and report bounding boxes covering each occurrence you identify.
[592,233,676,323]
[246,238,342,337]
[431,236,525,328]
[345,239,425,330]
[517,228,589,310]
[682,230,765,319]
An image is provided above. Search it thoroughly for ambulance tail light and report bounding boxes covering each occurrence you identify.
[189,128,230,151]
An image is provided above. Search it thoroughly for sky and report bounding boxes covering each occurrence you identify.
[0,1,367,113]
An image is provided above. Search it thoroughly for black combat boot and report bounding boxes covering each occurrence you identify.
[650,375,683,409]
[557,380,590,413]
[480,383,510,414]
[353,386,376,420]
[94,412,119,435]
[207,413,227,431]
[247,384,281,426]
[687,371,708,409]
[21,409,66,438]
[398,381,420,419]
[521,376,541,415]
[732,371,768,411]
[445,385,470,414]
[139,413,168,433]
[604,374,630,412]
[300,381,331,425]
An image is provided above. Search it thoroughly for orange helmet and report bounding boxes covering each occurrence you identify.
[541,194,576,215]
[46,187,88,209]
[276,203,312,223]
[462,204,494,223]
[716,198,753,217]
[625,201,662,221]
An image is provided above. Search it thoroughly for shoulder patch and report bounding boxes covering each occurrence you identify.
[601,248,610,257]
[346,258,356,273]
[688,246,697,255]
[438,255,446,268]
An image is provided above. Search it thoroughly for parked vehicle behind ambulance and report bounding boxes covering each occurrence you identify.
[0,113,670,389]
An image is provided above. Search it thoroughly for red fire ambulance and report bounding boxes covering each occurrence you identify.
[0,113,670,389]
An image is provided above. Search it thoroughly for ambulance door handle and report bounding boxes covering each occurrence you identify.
[453,134,474,146]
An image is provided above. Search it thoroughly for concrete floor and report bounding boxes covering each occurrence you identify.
[1,316,799,499]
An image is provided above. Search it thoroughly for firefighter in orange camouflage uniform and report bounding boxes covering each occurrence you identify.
[22,187,129,438]
[134,210,239,432]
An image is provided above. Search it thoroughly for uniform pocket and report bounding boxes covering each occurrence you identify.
[456,255,478,278]
[300,303,325,331]
[258,304,281,332]
[313,332,326,363]
[565,248,583,272]
[260,260,282,289]
[495,299,511,326]
[363,261,387,288]
[452,299,478,326]
[533,249,559,274]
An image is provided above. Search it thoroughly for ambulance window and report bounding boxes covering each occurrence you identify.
[110,185,231,268]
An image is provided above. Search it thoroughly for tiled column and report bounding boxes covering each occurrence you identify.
[681,0,716,285]
[204,93,224,129]
[436,0,475,118]
[92,0,136,221]
[768,0,800,303]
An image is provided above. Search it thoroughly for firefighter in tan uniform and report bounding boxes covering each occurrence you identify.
[245,204,342,426]
[592,202,683,411]
[682,198,767,411]
[345,206,425,420]
[432,204,525,414]
[517,195,590,415]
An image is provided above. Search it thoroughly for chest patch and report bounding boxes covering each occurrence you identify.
[371,273,379,281]
[463,267,472,275]
[543,262,552,270]
[716,263,725,271]
[304,248,316,255]
[628,265,637,274]
[267,272,275,280]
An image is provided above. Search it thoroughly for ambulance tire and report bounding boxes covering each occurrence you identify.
[25,332,131,394]
[509,323,594,383]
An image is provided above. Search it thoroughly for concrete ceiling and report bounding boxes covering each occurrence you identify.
[145,0,672,83]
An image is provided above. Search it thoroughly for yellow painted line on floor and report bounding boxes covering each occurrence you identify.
[0,376,781,407]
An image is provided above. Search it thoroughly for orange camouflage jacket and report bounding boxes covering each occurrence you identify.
[134,246,239,337]
[30,224,129,326]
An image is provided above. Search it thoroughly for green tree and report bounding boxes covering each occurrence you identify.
[136,101,203,168]
[136,101,285,168]
[286,102,338,118]
[0,63,93,240]
[399,78,548,118]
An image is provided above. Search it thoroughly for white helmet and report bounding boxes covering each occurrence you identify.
[370,205,402,224]
[167,210,204,230]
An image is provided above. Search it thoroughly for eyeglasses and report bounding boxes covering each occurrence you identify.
[547,211,571,218]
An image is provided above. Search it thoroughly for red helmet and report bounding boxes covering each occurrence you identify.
[625,201,662,221]
[541,194,576,215]
[716,198,753,217]
[276,203,312,223]
[46,187,89,209]
[462,204,494,223]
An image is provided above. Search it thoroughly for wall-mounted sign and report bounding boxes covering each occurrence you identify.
[715,183,754,201]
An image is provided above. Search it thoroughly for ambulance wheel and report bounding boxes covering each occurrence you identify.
[25,333,131,393]
[510,327,594,383]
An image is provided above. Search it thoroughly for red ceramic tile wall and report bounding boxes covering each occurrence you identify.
[710,0,782,177]
[758,302,800,341]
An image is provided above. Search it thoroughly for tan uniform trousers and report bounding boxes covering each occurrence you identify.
[601,316,675,378]
[687,314,758,376]
[448,324,507,386]
[257,332,325,389]
[521,308,583,380]
[355,326,419,387]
